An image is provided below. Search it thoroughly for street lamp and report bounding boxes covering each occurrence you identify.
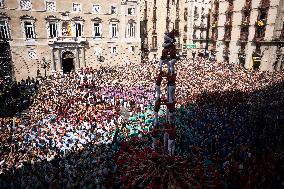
[41,57,50,78]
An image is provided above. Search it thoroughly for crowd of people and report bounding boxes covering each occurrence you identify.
[0,56,283,188]
[0,77,39,116]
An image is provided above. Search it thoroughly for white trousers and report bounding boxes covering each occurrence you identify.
[169,59,177,75]
[164,132,169,154]
[155,85,161,101]
[168,139,175,156]
[167,85,175,103]
[154,112,158,126]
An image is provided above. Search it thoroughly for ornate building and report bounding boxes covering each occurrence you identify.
[140,0,185,61]
[184,0,211,57]
[209,0,284,71]
[0,0,141,80]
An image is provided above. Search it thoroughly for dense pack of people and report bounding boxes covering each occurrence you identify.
[0,56,283,188]
[0,77,39,117]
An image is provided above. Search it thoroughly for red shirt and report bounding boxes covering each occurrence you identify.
[155,75,163,86]
[167,74,176,85]
[169,47,177,58]
[162,49,169,57]
[168,127,176,140]
[152,129,159,138]
[167,102,175,112]
[154,100,161,112]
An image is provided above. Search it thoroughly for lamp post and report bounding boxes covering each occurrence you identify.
[41,58,49,78]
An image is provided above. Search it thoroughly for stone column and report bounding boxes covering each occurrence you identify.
[75,48,80,70]
[244,42,254,69]
[50,48,55,71]
[82,48,86,67]
[56,49,62,71]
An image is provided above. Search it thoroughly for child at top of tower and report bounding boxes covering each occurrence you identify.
[159,29,178,73]
[162,29,178,49]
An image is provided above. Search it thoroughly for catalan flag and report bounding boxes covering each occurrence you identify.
[258,20,264,27]
[67,22,72,36]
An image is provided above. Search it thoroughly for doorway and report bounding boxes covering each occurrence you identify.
[62,51,75,73]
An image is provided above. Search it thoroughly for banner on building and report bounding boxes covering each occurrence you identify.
[252,54,261,69]
[184,44,197,49]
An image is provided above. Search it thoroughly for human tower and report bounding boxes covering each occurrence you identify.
[152,29,178,155]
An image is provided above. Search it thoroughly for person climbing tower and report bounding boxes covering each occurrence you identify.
[153,28,178,156]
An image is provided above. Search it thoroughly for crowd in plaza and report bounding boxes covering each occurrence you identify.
[0,77,39,116]
[0,56,283,188]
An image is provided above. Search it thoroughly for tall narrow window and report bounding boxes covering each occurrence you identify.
[152,36,157,49]
[75,23,82,37]
[111,23,117,38]
[153,22,156,31]
[0,21,9,39]
[20,0,31,10]
[24,21,35,39]
[128,23,135,38]
[48,22,57,38]
[94,23,101,37]
[193,30,196,39]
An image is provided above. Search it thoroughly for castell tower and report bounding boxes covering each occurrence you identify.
[152,28,178,156]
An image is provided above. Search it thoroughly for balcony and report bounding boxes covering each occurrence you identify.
[241,20,250,27]
[225,8,234,15]
[223,48,230,57]
[238,50,246,59]
[152,17,157,22]
[255,20,266,28]
[242,5,251,13]
[258,3,270,11]
[273,30,284,41]
[193,24,206,30]
[239,34,249,42]
[223,33,231,41]
[200,23,206,29]
[224,21,232,28]
[211,22,218,28]
[253,36,265,42]
[51,36,87,43]
[211,35,218,41]
[213,11,219,17]
[194,13,199,19]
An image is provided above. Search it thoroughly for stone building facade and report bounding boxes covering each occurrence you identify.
[0,0,141,80]
[209,0,284,71]
[184,0,211,57]
[140,0,185,61]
